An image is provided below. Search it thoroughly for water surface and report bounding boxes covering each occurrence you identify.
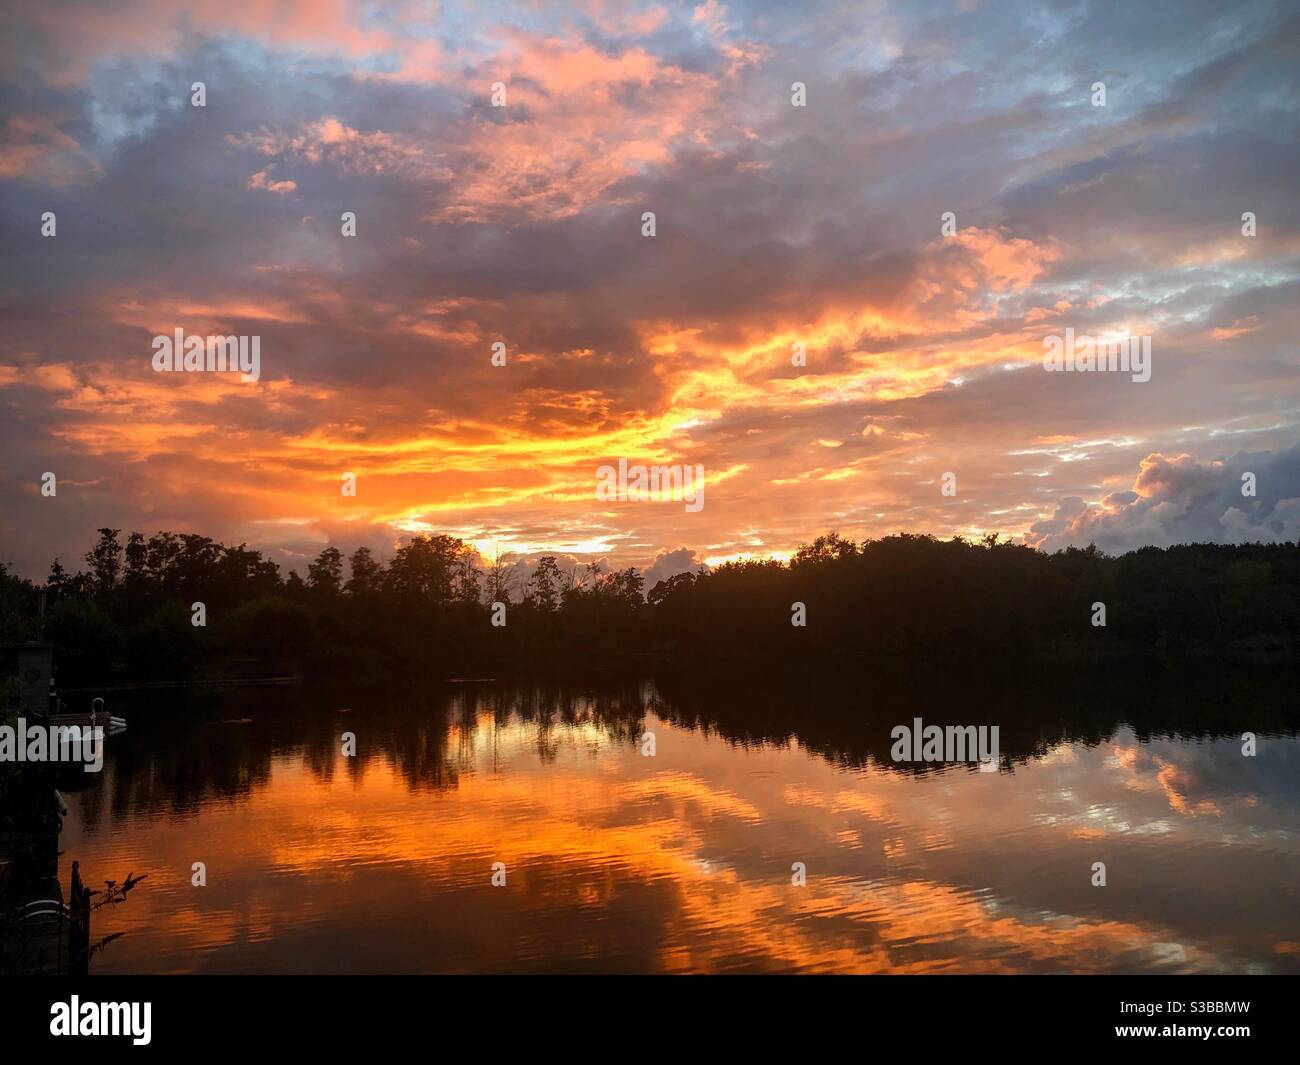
[60,676,1300,973]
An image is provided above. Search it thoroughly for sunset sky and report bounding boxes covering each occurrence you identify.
[2,0,1297,585]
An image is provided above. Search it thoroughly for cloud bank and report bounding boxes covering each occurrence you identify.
[1026,444,1300,553]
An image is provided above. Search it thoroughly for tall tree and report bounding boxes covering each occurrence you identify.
[344,547,384,597]
[84,528,123,596]
[454,553,482,606]
[526,556,562,613]
[46,558,68,599]
[483,545,518,605]
[385,534,464,603]
[308,546,344,595]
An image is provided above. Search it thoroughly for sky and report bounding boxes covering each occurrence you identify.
[1,0,1298,585]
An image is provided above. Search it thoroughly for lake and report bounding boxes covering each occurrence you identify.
[58,671,1300,973]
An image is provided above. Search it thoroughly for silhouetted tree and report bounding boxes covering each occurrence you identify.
[385,535,463,604]
[345,547,384,597]
[307,547,344,596]
[526,556,562,613]
[0,562,38,641]
[483,545,519,605]
[9,527,1298,686]
[46,558,69,600]
[84,528,123,599]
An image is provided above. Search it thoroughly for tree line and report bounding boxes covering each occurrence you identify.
[0,528,1297,686]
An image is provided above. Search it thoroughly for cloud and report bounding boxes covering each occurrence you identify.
[233,29,739,225]
[0,115,101,184]
[1026,444,1300,553]
[247,169,297,194]
[643,546,709,589]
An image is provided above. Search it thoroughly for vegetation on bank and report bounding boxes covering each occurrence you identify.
[0,528,1297,686]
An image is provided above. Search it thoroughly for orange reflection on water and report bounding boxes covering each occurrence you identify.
[60,709,1300,974]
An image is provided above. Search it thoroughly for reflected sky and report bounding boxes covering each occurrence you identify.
[62,691,1300,974]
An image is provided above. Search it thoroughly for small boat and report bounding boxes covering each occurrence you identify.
[48,714,127,735]
[48,697,127,735]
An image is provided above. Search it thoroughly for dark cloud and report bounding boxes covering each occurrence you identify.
[1027,442,1300,552]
